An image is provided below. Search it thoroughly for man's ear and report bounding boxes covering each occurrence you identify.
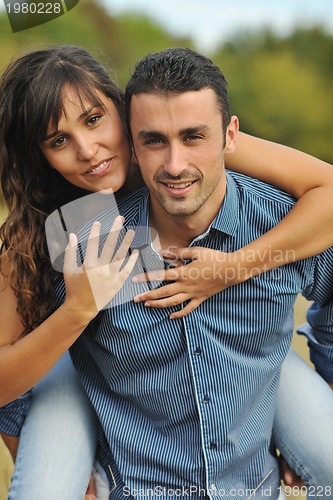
[224,115,239,155]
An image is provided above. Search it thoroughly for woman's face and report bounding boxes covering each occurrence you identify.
[40,85,132,193]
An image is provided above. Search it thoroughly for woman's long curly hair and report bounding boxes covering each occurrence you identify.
[0,45,126,335]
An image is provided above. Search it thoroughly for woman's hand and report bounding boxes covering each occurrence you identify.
[64,216,138,322]
[133,246,246,319]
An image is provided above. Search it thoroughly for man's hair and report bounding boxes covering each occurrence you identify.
[125,47,231,132]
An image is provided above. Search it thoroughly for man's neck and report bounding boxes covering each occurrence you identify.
[147,173,227,248]
[149,199,220,249]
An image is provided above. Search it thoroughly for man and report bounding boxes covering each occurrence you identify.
[68,48,333,498]
[2,47,333,498]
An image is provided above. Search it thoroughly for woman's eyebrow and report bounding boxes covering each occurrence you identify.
[43,130,60,141]
[42,105,98,141]
[78,105,96,120]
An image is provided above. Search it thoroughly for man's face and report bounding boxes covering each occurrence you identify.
[129,88,238,219]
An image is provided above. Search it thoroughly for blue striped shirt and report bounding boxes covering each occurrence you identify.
[70,172,333,498]
[1,172,333,498]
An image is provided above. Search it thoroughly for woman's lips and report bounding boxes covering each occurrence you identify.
[86,159,111,177]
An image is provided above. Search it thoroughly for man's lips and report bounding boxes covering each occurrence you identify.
[160,180,197,195]
[165,181,193,189]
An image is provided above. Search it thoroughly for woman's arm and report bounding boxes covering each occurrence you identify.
[0,219,138,405]
[0,276,95,405]
[225,131,333,258]
[226,131,333,199]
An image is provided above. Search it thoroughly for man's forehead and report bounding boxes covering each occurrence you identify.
[130,89,220,119]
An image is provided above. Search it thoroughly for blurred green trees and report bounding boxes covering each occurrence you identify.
[0,0,332,162]
[215,27,333,161]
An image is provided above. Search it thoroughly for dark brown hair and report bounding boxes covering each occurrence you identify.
[0,45,125,334]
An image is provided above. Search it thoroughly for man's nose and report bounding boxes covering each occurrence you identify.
[163,144,187,177]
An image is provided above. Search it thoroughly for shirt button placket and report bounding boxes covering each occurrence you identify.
[194,346,218,490]
[194,347,202,356]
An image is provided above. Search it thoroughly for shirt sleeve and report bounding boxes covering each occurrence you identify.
[299,247,333,383]
[0,390,32,437]
[297,301,333,383]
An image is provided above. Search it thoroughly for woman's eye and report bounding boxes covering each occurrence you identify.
[87,115,102,126]
[52,136,67,148]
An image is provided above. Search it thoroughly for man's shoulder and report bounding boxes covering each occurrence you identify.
[227,170,296,208]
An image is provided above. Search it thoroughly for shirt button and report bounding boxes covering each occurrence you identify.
[203,395,210,404]
[194,347,202,356]
[210,442,217,450]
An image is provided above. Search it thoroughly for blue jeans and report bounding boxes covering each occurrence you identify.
[7,351,98,500]
[273,348,333,494]
[7,349,333,499]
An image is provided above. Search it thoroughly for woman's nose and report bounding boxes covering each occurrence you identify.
[77,135,98,161]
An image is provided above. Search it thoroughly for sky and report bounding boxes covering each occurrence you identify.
[99,0,333,51]
[0,0,331,51]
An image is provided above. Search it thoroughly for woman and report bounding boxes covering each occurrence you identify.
[0,46,332,499]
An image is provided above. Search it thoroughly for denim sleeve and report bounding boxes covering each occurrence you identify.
[0,390,32,437]
[297,301,333,383]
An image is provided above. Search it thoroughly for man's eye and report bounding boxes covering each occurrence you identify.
[185,135,201,142]
[145,138,163,145]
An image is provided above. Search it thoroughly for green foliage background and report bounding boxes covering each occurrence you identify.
[1,0,333,165]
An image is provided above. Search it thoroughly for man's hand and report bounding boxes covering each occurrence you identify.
[279,455,305,487]
[84,473,97,500]
[133,247,246,319]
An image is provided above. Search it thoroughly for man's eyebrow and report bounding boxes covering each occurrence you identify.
[138,130,165,139]
[179,125,210,136]
[138,125,210,140]
[42,105,98,141]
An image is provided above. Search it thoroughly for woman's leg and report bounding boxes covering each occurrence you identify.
[273,348,333,494]
[8,351,98,500]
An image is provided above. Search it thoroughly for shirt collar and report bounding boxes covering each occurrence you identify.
[130,188,152,250]
[131,172,239,249]
[210,171,239,237]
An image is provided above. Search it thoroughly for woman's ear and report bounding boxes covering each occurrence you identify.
[224,115,239,155]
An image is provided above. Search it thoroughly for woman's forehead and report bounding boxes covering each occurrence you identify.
[60,83,106,110]
[45,84,107,129]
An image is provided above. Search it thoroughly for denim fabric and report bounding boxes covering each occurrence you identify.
[274,348,333,497]
[7,351,98,500]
